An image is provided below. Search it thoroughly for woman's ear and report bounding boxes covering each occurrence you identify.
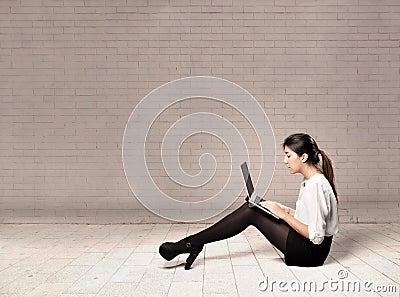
[301,153,308,163]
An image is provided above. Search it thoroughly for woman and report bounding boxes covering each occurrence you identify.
[159,133,339,269]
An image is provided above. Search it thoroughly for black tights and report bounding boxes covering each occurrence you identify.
[186,202,290,255]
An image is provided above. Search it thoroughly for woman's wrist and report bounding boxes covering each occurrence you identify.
[282,210,289,220]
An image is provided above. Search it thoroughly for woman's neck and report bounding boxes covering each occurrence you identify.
[302,166,322,180]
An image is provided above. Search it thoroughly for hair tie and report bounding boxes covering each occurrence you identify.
[316,149,322,163]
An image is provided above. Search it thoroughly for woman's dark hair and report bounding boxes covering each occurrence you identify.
[282,133,338,201]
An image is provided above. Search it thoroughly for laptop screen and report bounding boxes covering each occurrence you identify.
[240,162,254,197]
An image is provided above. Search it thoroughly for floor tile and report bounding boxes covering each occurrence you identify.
[0,223,398,297]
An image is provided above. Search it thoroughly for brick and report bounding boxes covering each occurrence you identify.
[0,0,399,223]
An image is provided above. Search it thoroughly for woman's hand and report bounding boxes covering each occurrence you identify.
[260,200,309,239]
[260,200,289,219]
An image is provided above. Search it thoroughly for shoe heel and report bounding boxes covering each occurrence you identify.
[184,250,201,270]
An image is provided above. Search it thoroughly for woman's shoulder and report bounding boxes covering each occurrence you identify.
[303,173,326,186]
[310,173,326,181]
[305,174,335,196]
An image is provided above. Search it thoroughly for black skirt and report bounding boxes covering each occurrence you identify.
[285,228,333,267]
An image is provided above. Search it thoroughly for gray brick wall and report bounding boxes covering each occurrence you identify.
[1,0,399,223]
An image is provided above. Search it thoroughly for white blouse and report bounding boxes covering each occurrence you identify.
[294,174,339,245]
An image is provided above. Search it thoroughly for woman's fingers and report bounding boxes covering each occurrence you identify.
[263,200,276,208]
[260,200,287,219]
[260,200,273,208]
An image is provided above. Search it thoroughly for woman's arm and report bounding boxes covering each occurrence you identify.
[281,212,309,239]
[260,201,309,239]
[275,202,295,216]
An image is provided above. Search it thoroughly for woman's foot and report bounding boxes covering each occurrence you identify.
[159,239,203,270]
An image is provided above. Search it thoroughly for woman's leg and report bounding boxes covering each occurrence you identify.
[186,202,290,254]
[160,201,291,269]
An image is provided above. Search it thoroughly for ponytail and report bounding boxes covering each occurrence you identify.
[319,150,338,202]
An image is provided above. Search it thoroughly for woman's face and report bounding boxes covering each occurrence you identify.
[283,145,304,174]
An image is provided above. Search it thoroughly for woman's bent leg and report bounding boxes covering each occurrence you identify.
[160,201,290,269]
[187,202,290,254]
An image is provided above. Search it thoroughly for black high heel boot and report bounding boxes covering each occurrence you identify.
[159,239,204,270]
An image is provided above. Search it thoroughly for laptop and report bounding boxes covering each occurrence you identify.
[240,162,280,220]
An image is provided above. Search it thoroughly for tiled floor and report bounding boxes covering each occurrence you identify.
[0,223,399,297]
